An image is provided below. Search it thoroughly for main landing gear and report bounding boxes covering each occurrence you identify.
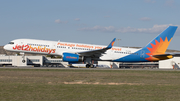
[86,64,94,68]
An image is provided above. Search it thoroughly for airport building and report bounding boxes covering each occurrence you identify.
[0,54,180,69]
[0,55,68,67]
[159,57,180,69]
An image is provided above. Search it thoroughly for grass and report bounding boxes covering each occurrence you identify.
[0,68,180,101]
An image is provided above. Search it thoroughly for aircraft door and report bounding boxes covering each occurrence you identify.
[50,42,57,55]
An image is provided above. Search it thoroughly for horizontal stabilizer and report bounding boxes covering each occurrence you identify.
[152,54,173,60]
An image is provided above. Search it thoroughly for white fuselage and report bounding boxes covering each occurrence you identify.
[4,39,139,61]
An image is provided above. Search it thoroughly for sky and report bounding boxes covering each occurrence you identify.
[1,0,180,50]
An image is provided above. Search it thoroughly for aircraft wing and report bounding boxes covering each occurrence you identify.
[77,38,116,58]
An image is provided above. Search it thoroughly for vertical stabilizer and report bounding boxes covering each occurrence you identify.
[142,26,178,61]
[113,26,178,62]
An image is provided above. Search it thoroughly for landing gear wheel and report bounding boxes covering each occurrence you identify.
[86,64,90,68]
[90,64,94,68]
[22,60,25,63]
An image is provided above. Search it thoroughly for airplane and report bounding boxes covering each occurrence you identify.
[3,26,178,68]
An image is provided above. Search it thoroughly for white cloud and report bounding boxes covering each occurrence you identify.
[78,24,180,34]
[78,25,116,32]
[55,19,68,24]
[144,0,156,3]
[145,0,175,7]
[74,18,80,21]
[165,0,174,7]
[140,17,152,21]
[116,24,172,33]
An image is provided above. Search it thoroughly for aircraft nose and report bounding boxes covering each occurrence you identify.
[3,45,8,50]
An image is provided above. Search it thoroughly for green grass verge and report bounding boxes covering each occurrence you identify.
[0,68,180,101]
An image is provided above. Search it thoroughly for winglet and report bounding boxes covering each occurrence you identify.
[106,38,116,49]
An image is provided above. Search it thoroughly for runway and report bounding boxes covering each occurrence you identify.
[0,66,179,71]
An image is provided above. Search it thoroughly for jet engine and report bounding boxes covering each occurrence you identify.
[62,53,83,62]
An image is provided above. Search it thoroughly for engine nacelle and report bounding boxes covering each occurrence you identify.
[63,53,83,62]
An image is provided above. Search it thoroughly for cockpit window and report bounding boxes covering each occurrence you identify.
[8,42,14,44]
